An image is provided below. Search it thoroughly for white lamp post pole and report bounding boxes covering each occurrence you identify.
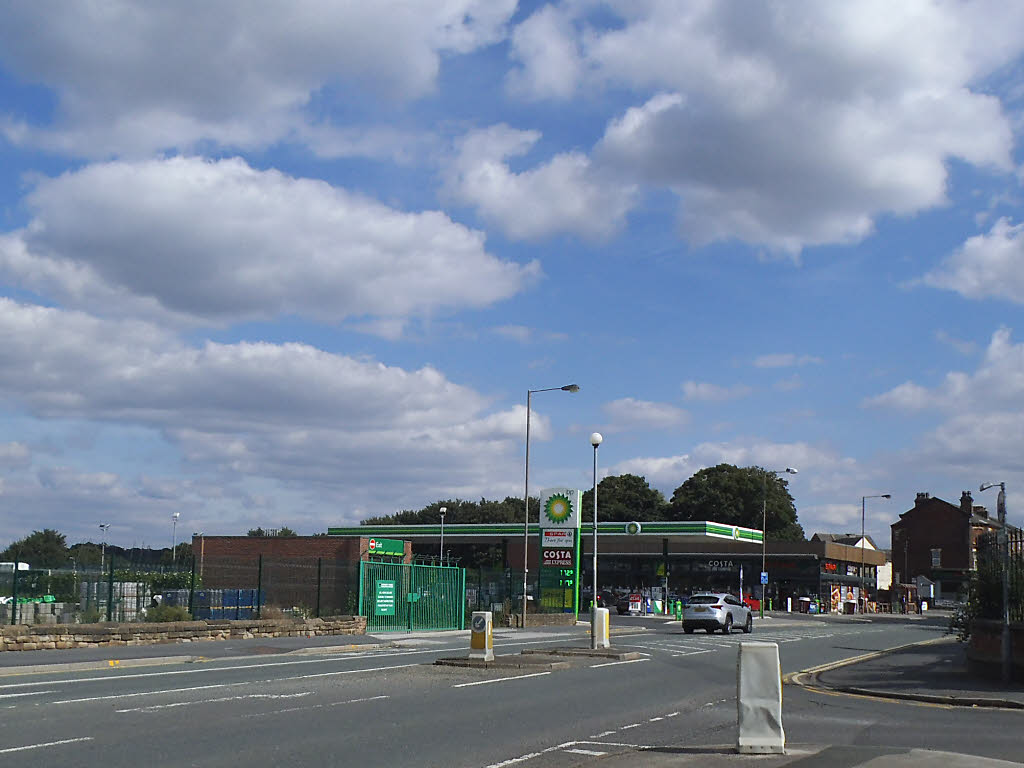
[171,512,180,565]
[439,507,447,565]
[590,432,603,649]
[521,384,579,630]
[99,523,110,573]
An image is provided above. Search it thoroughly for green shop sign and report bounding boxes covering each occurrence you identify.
[375,580,397,616]
[367,537,405,557]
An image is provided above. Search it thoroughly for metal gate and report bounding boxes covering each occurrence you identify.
[359,560,465,632]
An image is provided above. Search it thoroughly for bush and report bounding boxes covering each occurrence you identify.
[144,604,192,622]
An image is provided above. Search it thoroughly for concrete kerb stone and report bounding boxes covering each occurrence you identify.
[521,647,642,661]
[785,635,1024,709]
[0,654,204,677]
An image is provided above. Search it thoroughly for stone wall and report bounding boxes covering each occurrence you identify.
[0,615,366,652]
[966,619,1024,682]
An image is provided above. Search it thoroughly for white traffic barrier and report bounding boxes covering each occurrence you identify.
[736,642,785,754]
[470,611,494,662]
[592,607,610,649]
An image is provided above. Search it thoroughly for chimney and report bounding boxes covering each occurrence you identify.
[974,505,988,519]
[960,490,973,514]
[915,492,930,505]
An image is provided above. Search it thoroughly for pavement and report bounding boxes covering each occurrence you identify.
[1,613,1022,766]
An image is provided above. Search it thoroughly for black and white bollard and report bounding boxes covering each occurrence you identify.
[736,641,785,754]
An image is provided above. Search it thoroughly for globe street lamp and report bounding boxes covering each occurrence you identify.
[590,431,603,649]
[439,507,447,565]
[761,468,797,618]
[522,384,579,630]
[861,494,891,612]
[979,481,1010,684]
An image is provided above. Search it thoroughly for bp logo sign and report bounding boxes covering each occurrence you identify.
[538,488,581,529]
[544,493,573,524]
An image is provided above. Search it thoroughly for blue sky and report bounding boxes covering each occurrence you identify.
[1,1,1023,551]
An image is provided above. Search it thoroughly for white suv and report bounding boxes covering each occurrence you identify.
[681,592,753,634]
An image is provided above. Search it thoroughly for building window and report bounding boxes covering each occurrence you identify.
[930,548,942,568]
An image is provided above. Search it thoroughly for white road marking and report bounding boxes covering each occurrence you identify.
[0,737,93,754]
[591,730,617,737]
[453,672,551,688]
[51,663,420,705]
[620,723,641,730]
[0,690,55,699]
[589,659,649,668]
[117,691,314,713]
[240,694,391,718]
[564,748,606,755]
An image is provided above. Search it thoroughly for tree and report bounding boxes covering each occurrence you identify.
[0,529,69,568]
[581,474,668,522]
[669,464,805,541]
[278,527,298,537]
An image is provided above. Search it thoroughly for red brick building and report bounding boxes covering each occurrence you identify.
[891,491,1002,601]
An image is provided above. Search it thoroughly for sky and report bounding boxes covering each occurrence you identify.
[1,1,1024,553]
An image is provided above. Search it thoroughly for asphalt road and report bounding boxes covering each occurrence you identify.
[0,613,1019,767]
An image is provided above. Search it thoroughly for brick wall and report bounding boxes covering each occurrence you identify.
[0,616,367,652]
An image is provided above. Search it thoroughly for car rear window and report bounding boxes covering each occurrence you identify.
[689,595,720,604]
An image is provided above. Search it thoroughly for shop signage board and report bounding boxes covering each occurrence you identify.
[367,537,405,558]
[537,488,582,616]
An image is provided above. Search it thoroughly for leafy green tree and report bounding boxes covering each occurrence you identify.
[0,529,69,568]
[247,527,268,537]
[278,527,298,537]
[581,474,668,522]
[669,464,805,541]
[363,496,537,525]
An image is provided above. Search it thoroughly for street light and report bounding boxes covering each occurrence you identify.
[439,507,447,565]
[761,468,797,618]
[861,494,891,612]
[590,432,603,649]
[979,481,1010,684]
[522,384,580,630]
[98,523,110,573]
[171,512,180,565]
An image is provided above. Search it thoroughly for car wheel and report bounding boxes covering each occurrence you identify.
[743,613,753,633]
[722,614,733,634]
[684,626,694,634]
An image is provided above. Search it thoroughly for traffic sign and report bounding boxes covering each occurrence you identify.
[760,571,769,585]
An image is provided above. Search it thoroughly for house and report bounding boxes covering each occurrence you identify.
[890,491,1003,602]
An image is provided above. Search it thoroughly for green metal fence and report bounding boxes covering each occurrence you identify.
[359,560,465,632]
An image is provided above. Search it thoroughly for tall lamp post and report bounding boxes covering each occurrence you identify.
[171,512,180,565]
[590,432,603,649]
[761,468,797,618]
[522,384,579,630]
[861,494,891,612]
[439,507,447,565]
[980,481,1010,685]
[98,523,110,573]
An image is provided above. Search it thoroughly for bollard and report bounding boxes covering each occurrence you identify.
[470,611,494,662]
[736,642,785,754]
[591,607,610,649]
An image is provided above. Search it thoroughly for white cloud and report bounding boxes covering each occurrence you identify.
[0,299,541,535]
[0,157,538,328]
[505,5,582,100]
[0,2,517,156]
[922,218,1024,303]
[935,330,977,356]
[682,380,752,402]
[445,125,637,241]
[754,353,822,369]
[492,325,570,344]
[865,328,1024,481]
[601,398,689,433]
[508,1,1019,252]
[0,442,31,470]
